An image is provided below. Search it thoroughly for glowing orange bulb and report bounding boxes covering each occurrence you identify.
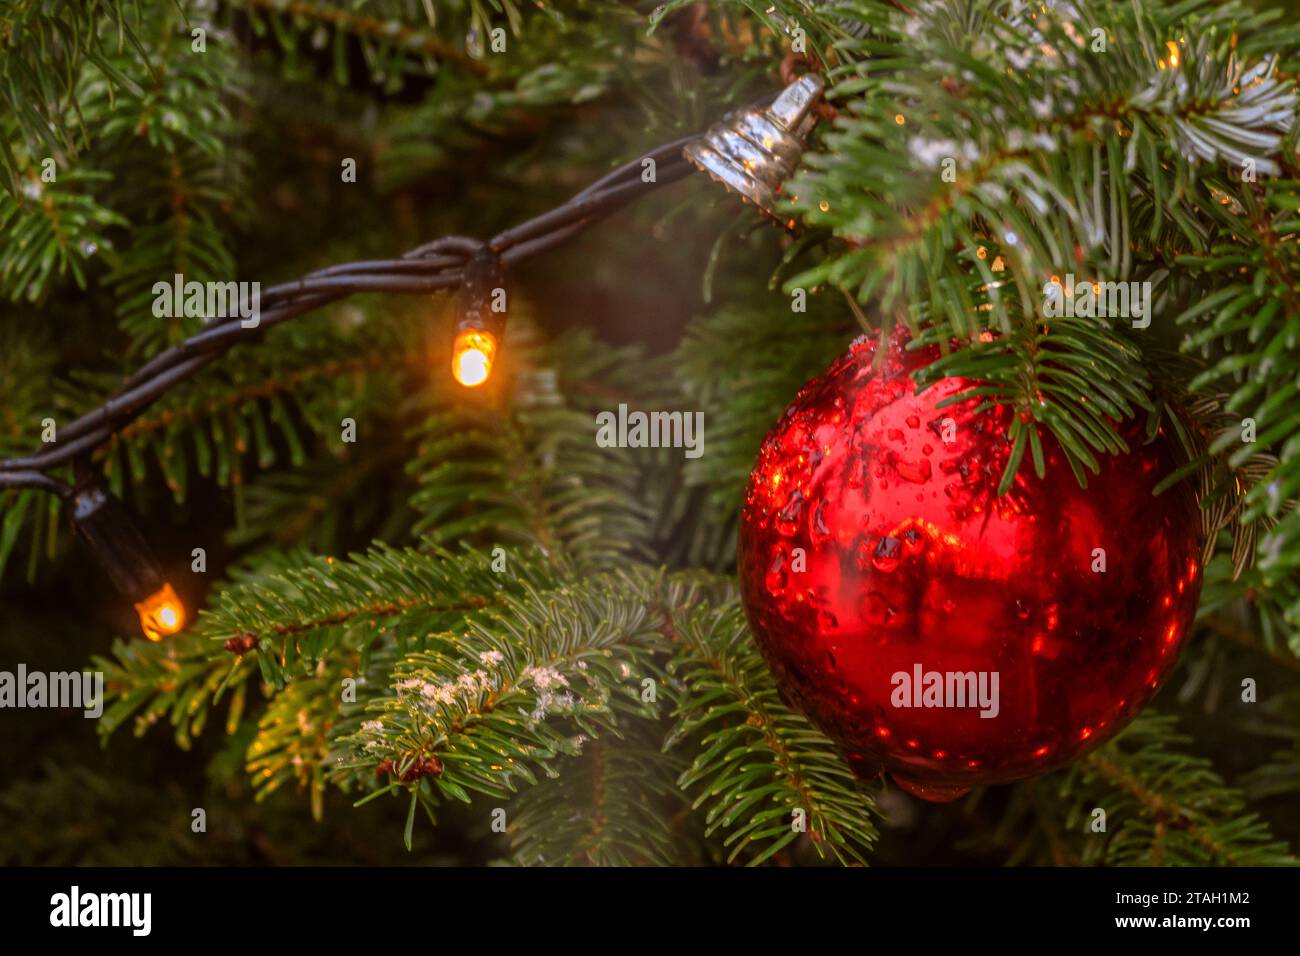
[135,583,186,641]
[451,329,496,387]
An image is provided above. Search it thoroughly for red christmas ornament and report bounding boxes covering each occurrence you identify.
[738,332,1202,801]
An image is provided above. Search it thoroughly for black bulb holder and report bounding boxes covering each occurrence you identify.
[457,246,507,338]
[69,483,165,604]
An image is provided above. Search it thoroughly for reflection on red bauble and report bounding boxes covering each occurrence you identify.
[738,332,1202,801]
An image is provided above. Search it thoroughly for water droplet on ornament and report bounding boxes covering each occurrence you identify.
[887,428,904,442]
[897,458,932,484]
[775,490,804,536]
[810,500,830,544]
[906,415,920,429]
[765,549,787,595]
[872,535,903,572]
[901,526,925,555]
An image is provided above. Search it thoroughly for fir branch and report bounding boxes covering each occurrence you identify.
[1175,174,1300,618]
[661,585,879,865]
[978,712,1295,865]
[80,8,250,353]
[245,656,352,820]
[94,545,536,747]
[94,626,254,748]
[72,307,423,521]
[194,544,529,685]
[227,443,419,552]
[232,0,487,77]
[0,0,149,193]
[508,730,687,866]
[1238,691,1300,802]
[1063,714,1294,865]
[339,567,665,827]
[1202,608,1300,677]
[915,313,1154,492]
[776,0,1300,585]
[408,324,663,573]
[0,164,128,301]
[0,327,63,580]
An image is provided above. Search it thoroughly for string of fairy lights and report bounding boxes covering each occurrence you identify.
[0,74,825,640]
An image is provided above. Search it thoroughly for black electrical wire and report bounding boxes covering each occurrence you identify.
[0,147,700,478]
[0,112,756,491]
[0,471,73,498]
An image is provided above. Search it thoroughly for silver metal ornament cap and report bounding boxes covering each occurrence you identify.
[684,73,825,224]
